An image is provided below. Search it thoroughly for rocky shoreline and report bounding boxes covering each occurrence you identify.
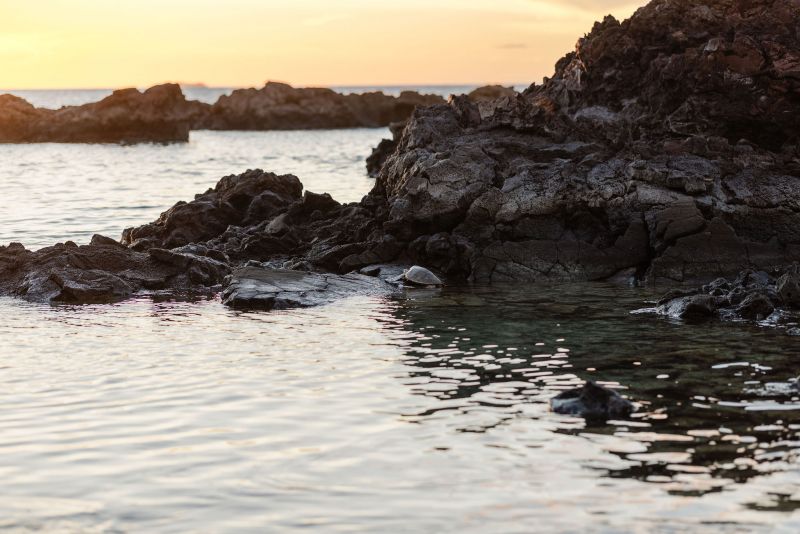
[0,82,446,144]
[1,0,798,333]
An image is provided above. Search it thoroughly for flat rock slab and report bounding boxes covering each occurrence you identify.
[222,266,396,310]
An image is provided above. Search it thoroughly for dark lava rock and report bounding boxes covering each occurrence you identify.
[200,82,444,131]
[122,169,303,250]
[550,382,634,420]
[0,239,224,304]
[645,264,800,328]
[221,266,395,310]
[0,84,207,144]
[736,292,775,320]
[777,271,800,308]
[365,0,800,285]
[655,294,718,321]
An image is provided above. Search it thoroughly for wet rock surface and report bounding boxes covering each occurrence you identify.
[643,265,800,332]
[550,382,635,420]
[0,237,227,304]
[222,266,396,310]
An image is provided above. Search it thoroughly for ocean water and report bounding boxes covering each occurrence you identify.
[0,91,798,532]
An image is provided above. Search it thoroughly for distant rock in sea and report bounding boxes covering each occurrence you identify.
[0,84,205,143]
[198,81,445,130]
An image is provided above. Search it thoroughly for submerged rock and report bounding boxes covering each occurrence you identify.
[550,382,634,420]
[221,266,395,310]
[644,265,800,328]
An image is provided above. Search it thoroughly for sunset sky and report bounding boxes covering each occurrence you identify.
[0,0,642,89]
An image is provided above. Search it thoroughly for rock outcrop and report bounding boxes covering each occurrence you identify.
[369,0,800,285]
[0,235,228,303]
[199,82,445,130]
[0,84,206,143]
[365,86,520,177]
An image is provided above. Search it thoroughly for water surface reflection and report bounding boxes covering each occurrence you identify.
[0,283,798,531]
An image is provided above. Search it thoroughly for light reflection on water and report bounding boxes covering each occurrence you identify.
[0,284,799,532]
[0,122,798,531]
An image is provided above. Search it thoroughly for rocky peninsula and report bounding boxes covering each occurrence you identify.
[0,82,445,144]
[1,0,799,327]
[0,84,205,143]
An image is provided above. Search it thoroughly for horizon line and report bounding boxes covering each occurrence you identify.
[0,81,533,92]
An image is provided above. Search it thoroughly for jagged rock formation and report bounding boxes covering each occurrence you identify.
[198,82,445,130]
[365,86,520,177]
[0,84,205,143]
[372,0,800,285]
[0,236,228,303]
[366,121,406,178]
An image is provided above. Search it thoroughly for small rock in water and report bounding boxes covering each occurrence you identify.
[550,382,634,420]
[359,265,381,277]
[777,272,800,308]
[786,327,800,337]
[657,294,717,320]
[402,265,443,287]
[736,292,775,320]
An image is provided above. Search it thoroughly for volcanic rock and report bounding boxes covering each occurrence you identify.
[550,382,634,420]
[368,0,800,285]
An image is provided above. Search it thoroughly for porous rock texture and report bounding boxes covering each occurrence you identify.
[374,0,800,285]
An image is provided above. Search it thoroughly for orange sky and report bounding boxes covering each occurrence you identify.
[0,0,642,89]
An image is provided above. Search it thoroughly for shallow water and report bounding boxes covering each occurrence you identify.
[1,286,799,532]
[0,120,798,531]
[0,129,386,249]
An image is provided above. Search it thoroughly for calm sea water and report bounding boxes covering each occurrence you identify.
[0,90,798,532]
